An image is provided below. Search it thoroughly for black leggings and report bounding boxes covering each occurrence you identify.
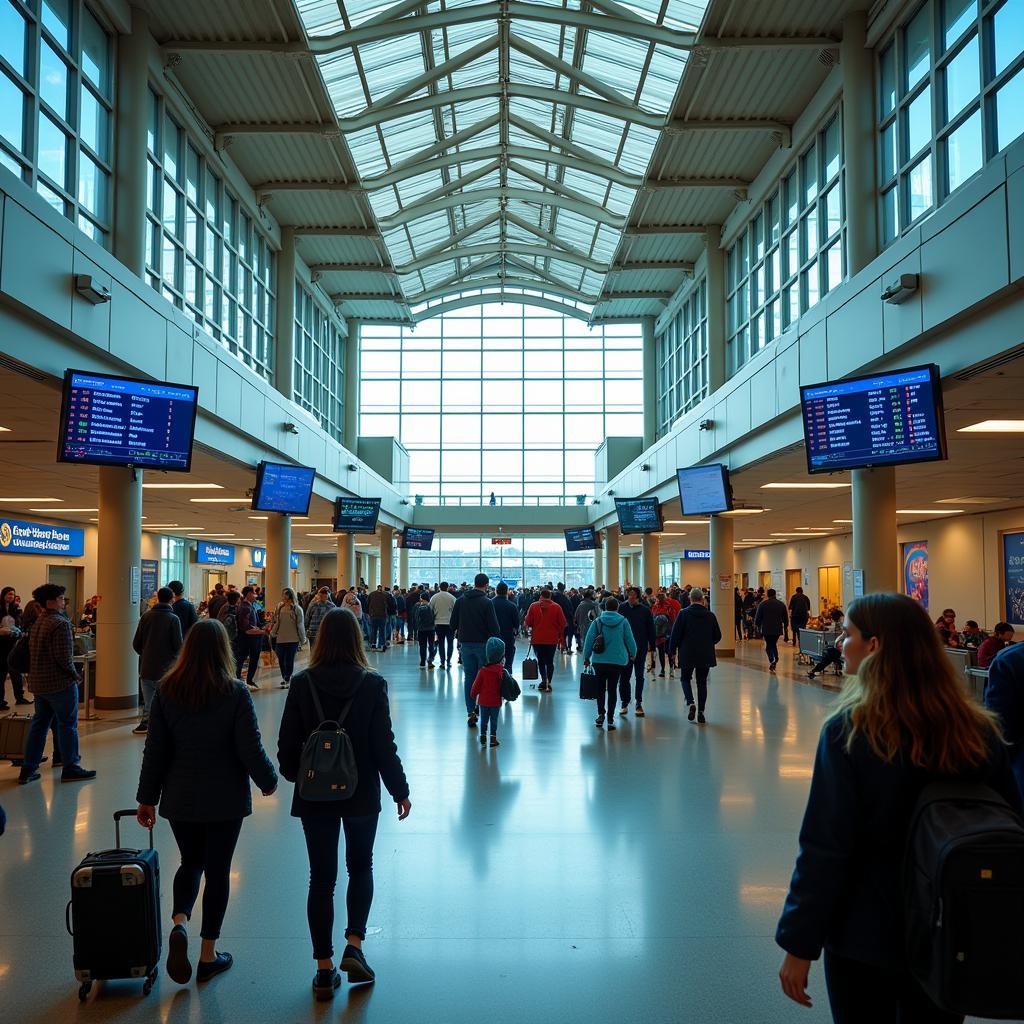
[418,630,437,664]
[533,644,557,683]
[595,663,626,717]
[812,647,843,675]
[168,818,243,940]
[302,814,379,959]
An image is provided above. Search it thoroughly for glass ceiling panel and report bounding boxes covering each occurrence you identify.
[294,0,711,310]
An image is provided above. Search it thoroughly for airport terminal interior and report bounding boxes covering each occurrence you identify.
[1,0,1024,1020]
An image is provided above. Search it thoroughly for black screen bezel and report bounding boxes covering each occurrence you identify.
[676,464,734,515]
[333,496,382,534]
[251,461,316,516]
[613,497,663,536]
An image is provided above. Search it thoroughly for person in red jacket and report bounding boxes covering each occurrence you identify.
[471,637,508,747]
[523,590,567,692]
[978,623,1015,668]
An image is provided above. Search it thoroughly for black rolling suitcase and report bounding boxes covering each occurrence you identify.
[68,809,162,1001]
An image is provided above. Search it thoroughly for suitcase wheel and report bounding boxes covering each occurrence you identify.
[78,981,92,1002]
[143,967,158,996]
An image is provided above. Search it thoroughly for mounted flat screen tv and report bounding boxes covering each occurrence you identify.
[614,497,662,535]
[677,464,734,515]
[57,369,198,471]
[399,528,435,550]
[251,461,316,516]
[333,497,382,533]
[800,364,947,473]
[564,527,599,551]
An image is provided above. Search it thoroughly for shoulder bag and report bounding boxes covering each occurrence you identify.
[521,644,539,681]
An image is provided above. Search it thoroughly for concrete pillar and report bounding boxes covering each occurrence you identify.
[379,525,393,588]
[642,533,659,590]
[96,466,143,709]
[604,524,620,591]
[642,315,658,449]
[398,544,409,589]
[265,513,291,602]
[274,227,296,401]
[841,10,879,275]
[705,224,727,391]
[709,512,735,658]
[593,541,603,588]
[337,532,356,590]
[112,7,150,277]
[366,554,377,589]
[343,320,361,452]
[852,467,898,594]
[620,557,630,587]
[680,558,687,585]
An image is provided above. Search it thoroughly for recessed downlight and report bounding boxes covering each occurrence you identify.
[761,482,850,490]
[957,420,1024,432]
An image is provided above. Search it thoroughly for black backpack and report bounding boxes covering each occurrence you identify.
[903,781,1024,1018]
[500,670,521,702]
[298,672,363,802]
[220,607,238,642]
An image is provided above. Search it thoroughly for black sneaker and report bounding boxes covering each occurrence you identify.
[468,714,478,727]
[635,704,645,718]
[619,704,628,717]
[60,766,97,783]
[806,671,815,680]
[489,735,500,747]
[595,714,604,728]
[15,698,31,706]
[0,702,8,711]
[697,711,707,725]
[52,758,63,768]
[606,721,617,731]
[132,719,149,735]
[340,944,375,984]
[18,771,40,785]
[479,733,487,745]
[687,703,696,722]
[166,923,192,984]
[313,967,341,1001]
[196,952,233,982]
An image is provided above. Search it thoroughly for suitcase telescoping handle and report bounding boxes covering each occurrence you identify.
[114,808,153,849]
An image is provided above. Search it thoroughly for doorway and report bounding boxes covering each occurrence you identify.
[817,565,842,614]
[785,569,802,602]
[758,570,771,591]
[739,572,749,590]
[48,565,83,622]
[204,570,228,597]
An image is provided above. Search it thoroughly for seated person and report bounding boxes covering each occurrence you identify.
[806,609,845,679]
[978,623,1015,668]
[960,620,986,647]
[935,607,958,644]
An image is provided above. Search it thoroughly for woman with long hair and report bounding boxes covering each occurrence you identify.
[277,608,410,1000]
[137,618,278,986]
[270,587,306,688]
[776,593,1021,1022]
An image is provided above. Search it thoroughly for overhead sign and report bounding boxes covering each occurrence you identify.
[0,517,85,557]
[196,541,235,566]
[250,547,301,571]
[491,537,512,546]
[684,549,711,560]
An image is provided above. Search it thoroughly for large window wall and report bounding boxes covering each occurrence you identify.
[726,111,845,375]
[655,278,708,439]
[877,0,1024,246]
[0,0,114,245]
[159,535,187,587]
[360,305,644,504]
[145,87,275,380]
[294,278,345,442]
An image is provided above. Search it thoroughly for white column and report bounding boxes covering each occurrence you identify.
[642,532,660,590]
[366,554,378,589]
[852,467,898,594]
[344,320,361,453]
[337,532,356,589]
[604,524,620,590]
[274,227,296,401]
[379,525,393,588]
[593,540,603,588]
[705,224,727,392]
[642,315,658,449]
[265,513,291,601]
[398,544,409,589]
[709,512,735,658]
[96,467,143,708]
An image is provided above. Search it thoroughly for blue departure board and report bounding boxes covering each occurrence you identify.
[614,497,662,535]
[252,462,316,515]
[564,527,599,551]
[800,365,947,473]
[677,464,733,515]
[400,528,435,550]
[334,497,382,533]
[58,370,199,471]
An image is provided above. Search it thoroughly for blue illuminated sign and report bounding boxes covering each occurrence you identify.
[0,517,85,557]
[684,549,711,560]
[197,541,235,565]
[249,548,300,571]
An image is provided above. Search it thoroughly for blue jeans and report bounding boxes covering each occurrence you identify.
[235,635,263,685]
[479,705,499,736]
[461,642,487,714]
[370,617,387,649]
[23,683,80,772]
[141,679,159,717]
[275,641,299,682]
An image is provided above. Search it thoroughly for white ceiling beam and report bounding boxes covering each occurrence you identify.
[402,211,504,263]
[386,114,502,170]
[611,260,695,271]
[623,224,708,235]
[644,177,751,192]
[396,242,607,276]
[412,294,592,322]
[667,118,793,147]
[310,263,397,273]
[291,226,379,237]
[407,274,599,305]
[504,211,598,263]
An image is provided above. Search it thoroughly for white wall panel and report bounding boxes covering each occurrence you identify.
[1,202,74,330]
[109,282,166,379]
[71,251,112,352]
[827,281,883,379]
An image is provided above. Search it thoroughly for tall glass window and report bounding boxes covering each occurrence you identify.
[294,278,345,442]
[159,536,186,586]
[656,278,708,438]
[877,0,1024,246]
[145,87,275,379]
[726,111,844,375]
[0,0,114,244]
[360,305,644,505]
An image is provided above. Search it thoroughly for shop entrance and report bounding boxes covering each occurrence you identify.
[817,565,842,614]
[785,569,802,602]
[204,570,228,596]
[758,570,771,591]
[48,564,83,623]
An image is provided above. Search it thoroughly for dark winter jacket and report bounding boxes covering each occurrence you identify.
[133,603,183,681]
[788,592,812,625]
[619,600,655,653]
[171,597,198,636]
[367,589,389,618]
[668,604,722,669]
[491,595,519,638]
[754,597,788,637]
[986,643,1024,760]
[450,589,500,644]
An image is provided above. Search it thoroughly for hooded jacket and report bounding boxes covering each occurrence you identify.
[133,602,183,681]
[470,637,507,707]
[450,588,500,643]
[574,597,600,638]
[619,600,655,653]
[523,597,566,645]
[582,611,637,666]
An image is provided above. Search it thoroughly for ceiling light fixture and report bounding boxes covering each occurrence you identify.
[761,482,850,490]
[665,519,711,525]
[143,483,223,489]
[189,498,253,503]
[936,496,1003,504]
[832,519,853,524]
[0,426,10,432]
[29,507,97,513]
[719,507,767,515]
[248,516,269,520]
[896,508,964,515]
[957,420,1024,432]
[305,533,336,537]
[0,497,62,502]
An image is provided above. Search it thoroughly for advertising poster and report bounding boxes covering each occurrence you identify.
[140,559,159,602]
[903,541,929,607]
[1004,532,1024,626]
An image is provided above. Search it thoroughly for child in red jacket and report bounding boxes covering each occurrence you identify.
[471,637,508,747]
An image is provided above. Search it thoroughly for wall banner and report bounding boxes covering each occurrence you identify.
[1003,532,1024,626]
[902,540,929,607]
[0,517,85,557]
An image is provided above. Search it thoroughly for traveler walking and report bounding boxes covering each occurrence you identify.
[306,588,335,648]
[573,588,600,652]
[619,587,655,716]
[551,584,575,652]
[168,580,198,637]
[0,586,28,708]
[776,592,1020,1021]
[132,587,184,734]
[470,637,508,747]
[430,582,457,668]
[270,588,306,688]
[650,592,675,677]
[523,588,566,692]
[411,591,437,667]
[277,609,411,997]
[18,583,95,784]
[136,618,278,986]
[754,589,788,672]
[366,586,389,652]
[451,573,501,727]
[491,582,519,672]
[788,586,811,646]
[668,588,721,725]
[985,639,1024,795]
[582,597,637,731]
[235,586,266,690]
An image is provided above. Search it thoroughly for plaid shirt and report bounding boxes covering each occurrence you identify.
[28,609,78,695]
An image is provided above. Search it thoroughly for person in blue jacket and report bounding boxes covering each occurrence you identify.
[985,639,1024,796]
[582,598,637,731]
[776,593,1019,1022]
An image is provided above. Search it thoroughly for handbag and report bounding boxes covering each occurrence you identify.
[521,644,539,681]
[500,670,521,702]
[8,633,30,674]
[579,664,600,700]
[298,671,363,802]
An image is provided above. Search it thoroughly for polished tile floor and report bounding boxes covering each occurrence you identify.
[2,637,846,1023]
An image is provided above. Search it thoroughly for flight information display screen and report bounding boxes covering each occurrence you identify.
[614,497,662,535]
[801,364,947,473]
[677,464,733,515]
[252,462,316,515]
[334,497,382,533]
[400,528,435,550]
[564,527,599,551]
[58,370,199,471]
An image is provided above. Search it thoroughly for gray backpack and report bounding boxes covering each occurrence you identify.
[299,672,363,802]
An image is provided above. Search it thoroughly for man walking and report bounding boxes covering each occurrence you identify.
[451,573,501,728]
[619,587,655,717]
[788,586,811,646]
[430,582,457,668]
[668,587,721,724]
[491,582,519,673]
[167,580,198,637]
[236,585,266,689]
[304,586,335,649]
[18,583,96,784]
[366,584,389,652]
[132,586,183,734]
[754,588,788,673]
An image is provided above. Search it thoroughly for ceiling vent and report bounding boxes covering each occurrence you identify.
[952,345,1024,382]
[818,48,839,68]
[0,353,49,382]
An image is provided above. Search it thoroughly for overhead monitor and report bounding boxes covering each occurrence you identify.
[333,497,382,533]
[800,364,947,474]
[57,369,199,471]
[564,526,599,551]
[676,464,734,515]
[251,461,316,515]
[613,497,663,535]
[400,528,435,550]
